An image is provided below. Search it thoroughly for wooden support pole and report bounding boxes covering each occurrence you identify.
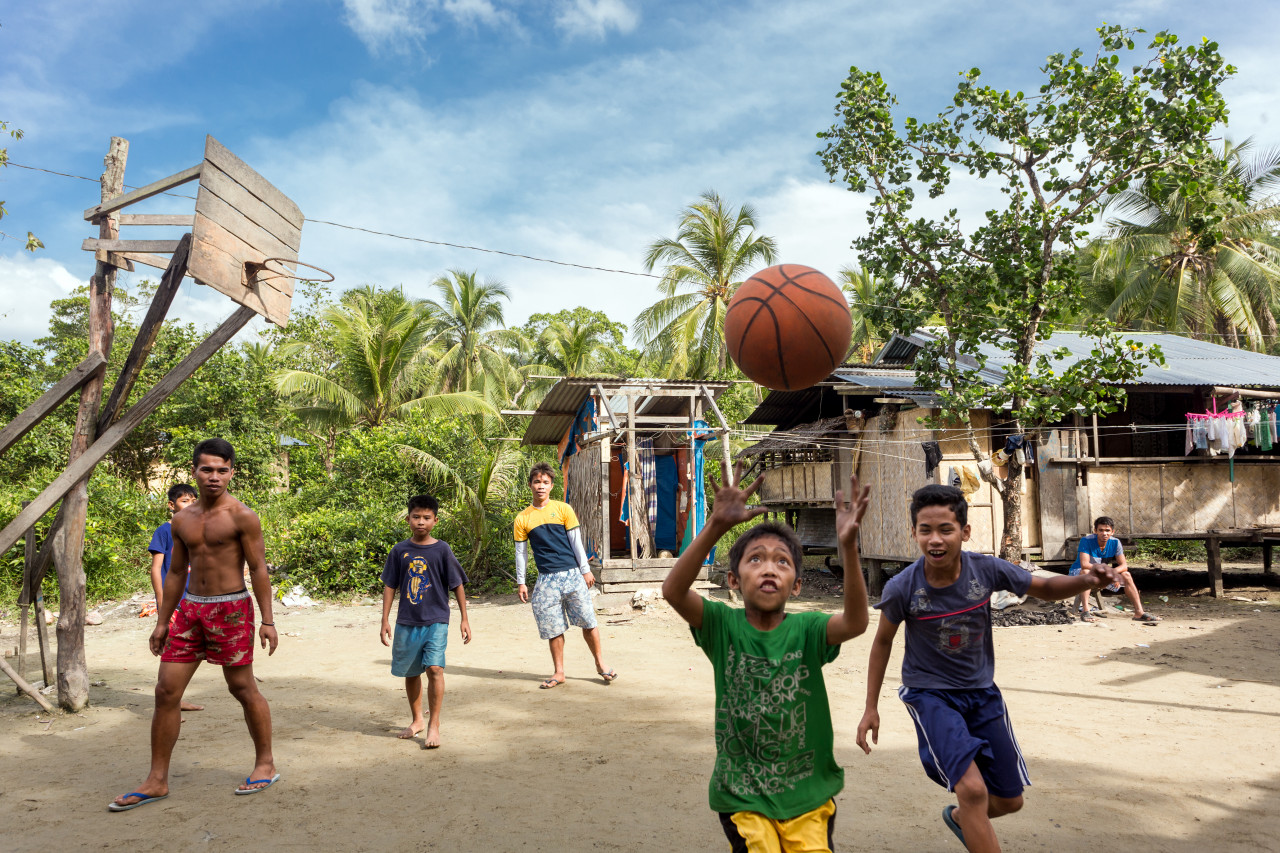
[97,234,192,434]
[0,352,107,458]
[0,656,55,713]
[1206,537,1223,598]
[52,137,128,711]
[17,503,33,689]
[0,305,257,558]
[627,393,640,561]
[699,384,734,477]
[1264,542,1273,575]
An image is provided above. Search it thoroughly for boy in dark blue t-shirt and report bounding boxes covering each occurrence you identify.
[146,483,203,714]
[380,494,470,749]
[857,485,1119,853]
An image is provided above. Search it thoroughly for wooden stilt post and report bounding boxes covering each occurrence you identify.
[1264,541,1273,575]
[17,504,32,690]
[1206,536,1223,598]
[51,137,128,711]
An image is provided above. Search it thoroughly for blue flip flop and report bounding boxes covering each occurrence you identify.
[234,773,280,795]
[943,804,967,849]
[108,792,168,812]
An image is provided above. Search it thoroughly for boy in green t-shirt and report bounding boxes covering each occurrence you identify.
[663,461,871,852]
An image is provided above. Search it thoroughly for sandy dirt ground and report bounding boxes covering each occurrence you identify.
[2,578,1279,852]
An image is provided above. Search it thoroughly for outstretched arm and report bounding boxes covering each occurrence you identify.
[826,471,872,645]
[856,615,900,754]
[663,461,768,629]
[1028,561,1119,602]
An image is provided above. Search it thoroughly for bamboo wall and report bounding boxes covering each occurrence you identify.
[1086,463,1280,534]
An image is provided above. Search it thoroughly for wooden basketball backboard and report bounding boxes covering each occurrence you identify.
[82,135,304,327]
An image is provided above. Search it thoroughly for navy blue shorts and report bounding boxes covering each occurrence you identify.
[898,685,1029,799]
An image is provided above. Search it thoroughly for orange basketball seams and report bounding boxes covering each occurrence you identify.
[724,264,853,391]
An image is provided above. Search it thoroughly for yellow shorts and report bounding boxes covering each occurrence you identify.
[718,798,837,852]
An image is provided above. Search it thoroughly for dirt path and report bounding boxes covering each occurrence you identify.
[2,585,1279,852]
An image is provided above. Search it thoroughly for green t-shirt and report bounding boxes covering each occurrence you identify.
[691,598,842,819]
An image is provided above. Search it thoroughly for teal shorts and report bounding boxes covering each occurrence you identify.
[391,622,448,677]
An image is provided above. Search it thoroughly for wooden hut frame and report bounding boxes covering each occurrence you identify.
[516,377,731,593]
[0,136,306,710]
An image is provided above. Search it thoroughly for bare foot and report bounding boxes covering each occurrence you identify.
[397,720,425,739]
[180,701,204,711]
[236,762,278,793]
[423,725,441,749]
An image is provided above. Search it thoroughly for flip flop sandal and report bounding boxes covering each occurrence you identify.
[942,804,967,848]
[539,678,564,689]
[597,669,618,684]
[108,792,168,812]
[1133,613,1161,624]
[235,773,280,795]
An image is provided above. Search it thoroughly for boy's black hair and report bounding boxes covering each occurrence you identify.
[192,437,235,469]
[528,461,556,486]
[167,483,197,503]
[1093,516,1115,530]
[910,484,968,527]
[727,521,803,576]
[408,494,440,515]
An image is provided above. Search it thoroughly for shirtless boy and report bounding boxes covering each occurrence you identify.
[109,438,280,811]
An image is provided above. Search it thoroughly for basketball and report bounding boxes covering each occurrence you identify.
[724,264,852,391]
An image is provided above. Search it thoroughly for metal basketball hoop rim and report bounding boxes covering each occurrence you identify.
[250,257,335,283]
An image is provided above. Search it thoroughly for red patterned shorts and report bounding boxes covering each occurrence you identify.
[162,590,255,667]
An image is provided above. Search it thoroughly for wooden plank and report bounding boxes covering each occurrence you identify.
[0,656,55,713]
[599,566,701,583]
[191,215,295,297]
[83,163,201,221]
[82,238,182,254]
[199,163,302,250]
[0,352,106,457]
[202,135,303,228]
[189,232,292,326]
[196,183,298,262]
[0,306,257,556]
[600,580,714,593]
[118,214,195,226]
[94,249,134,271]
[96,235,192,434]
[120,251,193,274]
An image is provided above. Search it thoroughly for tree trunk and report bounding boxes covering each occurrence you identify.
[55,136,128,711]
[998,464,1024,563]
[1259,300,1278,352]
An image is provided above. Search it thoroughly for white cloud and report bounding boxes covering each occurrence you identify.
[554,0,638,40]
[0,253,82,344]
[341,0,434,54]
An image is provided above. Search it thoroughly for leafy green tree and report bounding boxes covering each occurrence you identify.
[817,25,1232,559]
[1083,138,1280,350]
[0,119,42,251]
[635,191,777,378]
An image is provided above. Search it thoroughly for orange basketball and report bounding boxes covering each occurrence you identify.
[724,264,852,391]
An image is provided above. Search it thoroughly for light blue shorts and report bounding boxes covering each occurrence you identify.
[530,570,597,640]
[391,622,448,677]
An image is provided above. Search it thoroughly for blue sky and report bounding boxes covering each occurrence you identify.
[2,0,1278,345]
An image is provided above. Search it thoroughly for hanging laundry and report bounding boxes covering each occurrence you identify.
[922,441,942,478]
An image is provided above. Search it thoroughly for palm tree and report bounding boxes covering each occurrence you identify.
[1084,138,1280,350]
[424,269,531,403]
[538,316,613,376]
[273,286,492,431]
[838,265,894,362]
[634,191,777,377]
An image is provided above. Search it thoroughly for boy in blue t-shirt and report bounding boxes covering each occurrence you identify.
[857,485,1120,853]
[380,494,471,749]
[664,462,872,852]
[1070,516,1160,624]
[146,483,203,714]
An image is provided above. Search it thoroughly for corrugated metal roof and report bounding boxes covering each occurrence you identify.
[876,331,1280,389]
[520,377,731,446]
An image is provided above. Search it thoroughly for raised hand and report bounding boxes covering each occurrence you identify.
[708,461,769,530]
[834,471,871,548]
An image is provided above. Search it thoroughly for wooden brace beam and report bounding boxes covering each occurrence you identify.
[0,305,256,557]
[83,164,202,221]
[82,239,182,254]
[0,352,107,458]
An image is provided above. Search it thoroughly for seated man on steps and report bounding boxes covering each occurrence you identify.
[1071,516,1160,624]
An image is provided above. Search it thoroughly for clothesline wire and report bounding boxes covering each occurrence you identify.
[10,158,1280,345]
